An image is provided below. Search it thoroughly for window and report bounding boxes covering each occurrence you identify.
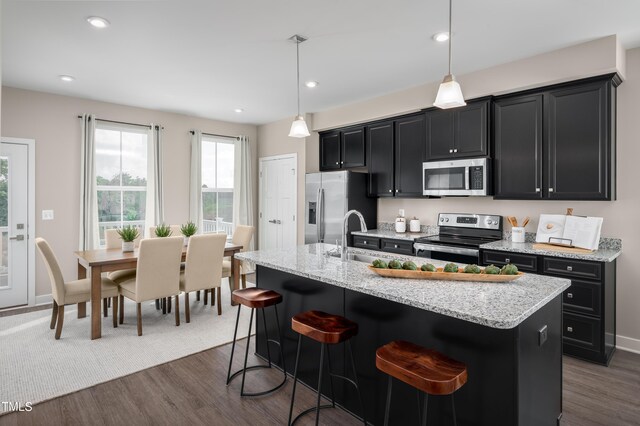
[95,123,148,245]
[201,136,234,234]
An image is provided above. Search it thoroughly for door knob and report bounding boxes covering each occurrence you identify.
[276,220,282,224]
[9,235,25,241]
[268,220,276,224]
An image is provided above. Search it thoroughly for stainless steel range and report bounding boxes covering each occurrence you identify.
[414,213,503,264]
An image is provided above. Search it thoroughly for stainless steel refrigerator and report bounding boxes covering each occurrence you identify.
[305,171,377,244]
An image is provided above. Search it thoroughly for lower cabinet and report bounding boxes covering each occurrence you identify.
[351,235,414,256]
[481,249,616,365]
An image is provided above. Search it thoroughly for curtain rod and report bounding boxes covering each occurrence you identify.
[190,130,238,140]
[77,115,161,130]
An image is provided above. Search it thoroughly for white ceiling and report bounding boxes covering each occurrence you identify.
[3,0,640,125]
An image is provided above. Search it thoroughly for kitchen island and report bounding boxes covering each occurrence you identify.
[236,244,571,426]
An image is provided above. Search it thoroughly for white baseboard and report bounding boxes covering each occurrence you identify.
[35,294,52,306]
[616,335,640,354]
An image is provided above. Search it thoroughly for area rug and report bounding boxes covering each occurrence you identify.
[0,282,253,414]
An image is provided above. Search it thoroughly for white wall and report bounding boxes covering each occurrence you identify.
[1,87,258,298]
[303,37,640,351]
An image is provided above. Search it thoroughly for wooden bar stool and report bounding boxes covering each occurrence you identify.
[226,288,287,396]
[376,340,467,426]
[288,310,366,426]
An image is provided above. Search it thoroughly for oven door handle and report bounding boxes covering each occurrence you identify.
[413,243,479,257]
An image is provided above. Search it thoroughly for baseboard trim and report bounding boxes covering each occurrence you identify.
[35,294,52,306]
[616,335,640,354]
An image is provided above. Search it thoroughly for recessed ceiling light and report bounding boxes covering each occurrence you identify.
[433,32,449,42]
[234,108,244,113]
[305,81,319,88]
[87,16,110,28]
[59,75,75,82]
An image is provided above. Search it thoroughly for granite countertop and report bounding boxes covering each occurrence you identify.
[236,243,570,330]
[351,229,433,241]
[480,240,622,262]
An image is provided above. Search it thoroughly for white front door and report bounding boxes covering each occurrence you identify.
[0,142,30,308]
[259,155,297,250]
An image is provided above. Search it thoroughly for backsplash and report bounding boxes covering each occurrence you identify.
[377,222,439,235]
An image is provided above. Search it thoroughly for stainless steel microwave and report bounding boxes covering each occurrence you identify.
[422,158,491,196]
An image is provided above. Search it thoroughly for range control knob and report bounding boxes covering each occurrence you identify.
[445,218,449,222]
[440,218,445,222]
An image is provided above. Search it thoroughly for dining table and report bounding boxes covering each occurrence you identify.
[74,242,243,340]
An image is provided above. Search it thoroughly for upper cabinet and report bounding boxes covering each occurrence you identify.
[425,98,490,160]
[319,126,366,170]
[494,75,619,201]
[367,114,425,198]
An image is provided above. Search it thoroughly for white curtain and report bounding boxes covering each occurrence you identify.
[189,130,203,233]
[79,114,100,250]
[145,125,164,236]
[233,136,255,250]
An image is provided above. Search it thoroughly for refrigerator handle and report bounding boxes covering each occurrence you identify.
[318,188,325,242]
[316,188,322,242]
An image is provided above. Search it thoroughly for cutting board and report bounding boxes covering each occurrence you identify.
[532,243,595,254]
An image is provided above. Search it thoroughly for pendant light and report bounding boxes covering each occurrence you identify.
[433,0,466,109]
[289,35,310,138]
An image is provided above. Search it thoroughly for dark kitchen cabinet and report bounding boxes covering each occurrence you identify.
[425,98,489,160]
[367,121,395,197]
[493,74,619,201]
[319,130,341,170]
[546,80,614,200]
[493,94,544,199]
[480,249,616,365]
[367,114,425,198]
[394,114,426,197]
[319,126,366,171]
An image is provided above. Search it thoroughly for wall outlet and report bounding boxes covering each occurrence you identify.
[538,325,548,346]
[42,210,54,221]
[399,209,405,217]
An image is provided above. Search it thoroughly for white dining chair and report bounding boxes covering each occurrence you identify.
[222,225,255,291]
[35,238,120,339]
[180,233,226,322]
[117,236,183,336]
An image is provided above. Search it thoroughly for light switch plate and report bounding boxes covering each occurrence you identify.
[42,210,54,221]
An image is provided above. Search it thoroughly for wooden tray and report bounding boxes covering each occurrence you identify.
[367,266,524,282]
[532,243,595,254]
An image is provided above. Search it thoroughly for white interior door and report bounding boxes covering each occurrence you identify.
[259,155,297,250]
[0,142,30,308]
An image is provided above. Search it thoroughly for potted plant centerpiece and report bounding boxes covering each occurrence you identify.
[180,221,198,246]
[155,223,172,238]
[116,226,139,252]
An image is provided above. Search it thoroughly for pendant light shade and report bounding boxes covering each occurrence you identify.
[289,35,310,138]
[434,0,466,109]
[434,74,466,109]
[289,115,310,137]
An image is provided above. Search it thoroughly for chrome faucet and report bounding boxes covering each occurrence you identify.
[342,210,367,261]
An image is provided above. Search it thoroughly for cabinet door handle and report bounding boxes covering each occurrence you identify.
[453,148,458,153]
[394,244,399,248]
[567,293,573,299]
[535,188,541,193]
[449,149,453,153]
[341,161,344,164]
[388,189,393,193]
[566,266,573,272]
[505,258,510,263]
[395,189,399,193]
[335,162,339,165]
[567,326,573,333]
[549,188,554,192]
[363,241,367,245]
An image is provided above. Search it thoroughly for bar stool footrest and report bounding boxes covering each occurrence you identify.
[226,363,287,397]
[290,404,335,426]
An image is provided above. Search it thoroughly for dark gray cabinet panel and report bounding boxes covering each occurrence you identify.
[394,114,425,197]
[341,126,366,168]
[425,98,490,160]
[547,80,613,200]
[319,131,341,170]
[367,121,395,197]
[493,94,544,199]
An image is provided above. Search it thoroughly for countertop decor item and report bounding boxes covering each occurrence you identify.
[180,221,198,246]
[116,226,139,252]
[395,216,406,233]
[367,265,523,282]
[409,217,421,233]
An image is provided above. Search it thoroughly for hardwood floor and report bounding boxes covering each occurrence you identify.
[1,338,638,426]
